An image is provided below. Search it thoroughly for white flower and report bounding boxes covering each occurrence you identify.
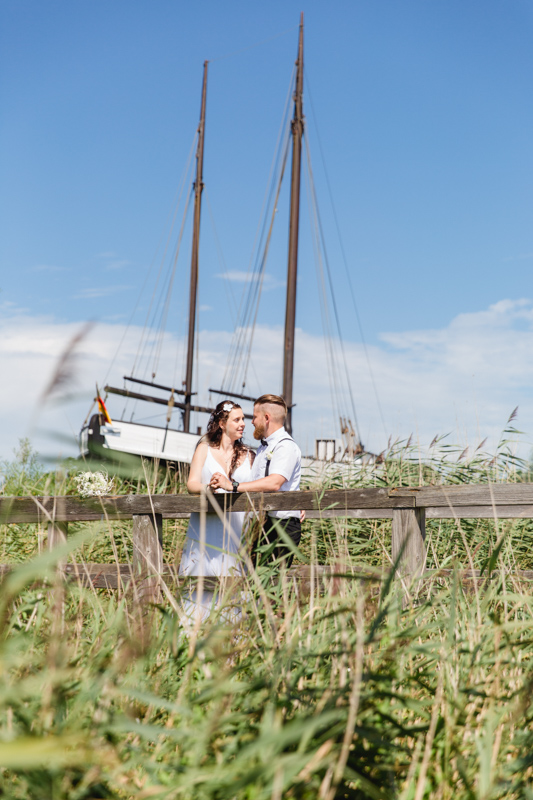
[75,471,114,497]
[266,451,274,461]
[223,403,233,412]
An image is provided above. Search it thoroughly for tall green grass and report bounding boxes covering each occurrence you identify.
[0,434,532,798]
[301,422,533,573]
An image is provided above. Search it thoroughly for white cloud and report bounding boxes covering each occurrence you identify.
[215,271,259,283]
[0,299,532,466]
[503,253,533,262]
[215,271,284,289]
[29,264,68,273]
[105,260,130,271]
[72,286,132,300]
[95,252,131,270]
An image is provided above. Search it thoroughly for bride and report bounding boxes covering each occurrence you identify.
[178,400,254,621]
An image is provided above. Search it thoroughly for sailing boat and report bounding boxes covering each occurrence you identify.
[80,58,212,465]
[80,16,368,468]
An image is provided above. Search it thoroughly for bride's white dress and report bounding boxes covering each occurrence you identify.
[178,447,252,621]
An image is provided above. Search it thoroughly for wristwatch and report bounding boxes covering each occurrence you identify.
[231,479,240,493]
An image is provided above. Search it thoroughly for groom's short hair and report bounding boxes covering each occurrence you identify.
[254,394,287,422]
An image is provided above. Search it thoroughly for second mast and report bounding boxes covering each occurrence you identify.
[282,15,304,435]
[183,60,208,433]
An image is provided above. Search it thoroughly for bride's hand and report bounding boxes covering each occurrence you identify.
[209,471,231,492]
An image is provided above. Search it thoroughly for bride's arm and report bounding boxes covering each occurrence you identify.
[186,442,209,494]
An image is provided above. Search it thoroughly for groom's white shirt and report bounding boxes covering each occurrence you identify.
[251,426,301,519]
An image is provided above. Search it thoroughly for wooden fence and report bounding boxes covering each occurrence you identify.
[1,484,533,603]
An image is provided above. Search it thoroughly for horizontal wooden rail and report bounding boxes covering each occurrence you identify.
[389,484,533,506]
[0,563,383,590]
[0,488,413,524]
[1,561,531,592]
[3,483,533,525]
[2,484,533,604]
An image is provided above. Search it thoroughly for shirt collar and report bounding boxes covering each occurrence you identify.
[263,427,287,447]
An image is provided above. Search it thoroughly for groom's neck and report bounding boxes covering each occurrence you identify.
[264,421,284,439]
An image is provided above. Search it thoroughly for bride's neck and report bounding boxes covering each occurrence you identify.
[218,432,235,452]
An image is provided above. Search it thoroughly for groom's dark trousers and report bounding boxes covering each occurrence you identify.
[257,516,302,568]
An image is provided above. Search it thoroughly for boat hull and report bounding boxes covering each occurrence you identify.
[80,414,200,465]
[79,416,377,481]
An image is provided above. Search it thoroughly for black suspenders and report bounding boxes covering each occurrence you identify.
[264,438,293,477]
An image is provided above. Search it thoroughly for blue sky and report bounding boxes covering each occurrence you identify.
[2,0,533,463]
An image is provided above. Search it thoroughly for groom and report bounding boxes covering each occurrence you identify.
[209,393,302,566]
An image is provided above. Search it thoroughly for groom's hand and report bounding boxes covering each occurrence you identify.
[209,472,232,492]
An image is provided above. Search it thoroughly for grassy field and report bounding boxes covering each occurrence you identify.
[0,430,533,799]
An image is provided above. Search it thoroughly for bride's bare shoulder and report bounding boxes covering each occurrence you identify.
[191,439,209,461]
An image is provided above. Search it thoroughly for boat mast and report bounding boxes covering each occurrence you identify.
[282,14,304,435]
[183,60,208,433]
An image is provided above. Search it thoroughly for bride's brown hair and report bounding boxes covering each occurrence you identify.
[205,400,248,477]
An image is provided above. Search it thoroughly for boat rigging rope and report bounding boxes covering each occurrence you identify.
[238,135,291,392]
[305,73,388,439]
[131,132,198,382]
[205,188,238,326]
[102,130,198,408]
[205,186,265,399]
[221,84,293,393]
[221,131,290,393]
[130,134,197,393]
[304,167,344,437]
[148,184,194,380]
[219,66,296,394]
[304,136,362,443]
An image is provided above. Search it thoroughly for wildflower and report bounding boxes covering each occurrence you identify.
[75,471,113,497]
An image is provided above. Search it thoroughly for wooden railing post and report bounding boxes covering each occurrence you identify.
[391,507,426,582]
[132,513,163,606]
[47,497,68,571]
[47,520,68,582]
[47,522,68,551]
[47,516,68,627]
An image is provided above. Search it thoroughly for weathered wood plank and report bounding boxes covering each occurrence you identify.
[389,484,533,507]
[0,562,532,592]
[305,509,394,519]
[0,488,414,524]
[47,521,68,550]
[426,505,533,519]
[132,513,163,605]
[391,508,426,581]
[288,505,533,520]
[0,562,386,590]
[4,484,533,525]
[424,568,533,581]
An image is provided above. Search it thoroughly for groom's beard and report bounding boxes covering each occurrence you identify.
[253,423,266,441]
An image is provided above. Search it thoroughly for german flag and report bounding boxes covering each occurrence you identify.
[97,395,112,425]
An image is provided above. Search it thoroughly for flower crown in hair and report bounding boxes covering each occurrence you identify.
[223,402,233,412]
